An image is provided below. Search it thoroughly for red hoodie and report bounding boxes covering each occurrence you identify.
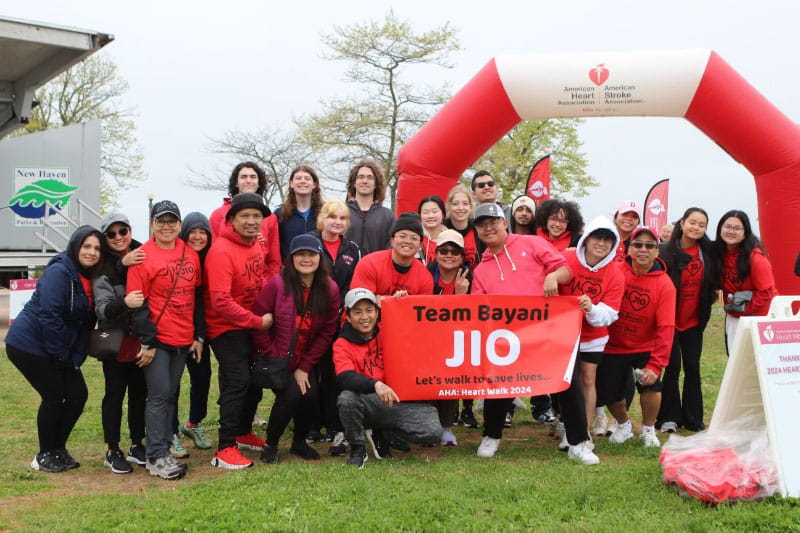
[204,220,267,339]
[721,247,778,317]
[209,198,282,278]
[605,258,676,375]
[536,227,573,252]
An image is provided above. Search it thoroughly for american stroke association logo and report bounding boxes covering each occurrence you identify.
[6,167,76,227]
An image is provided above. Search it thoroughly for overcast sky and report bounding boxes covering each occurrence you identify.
[2,0,798,241]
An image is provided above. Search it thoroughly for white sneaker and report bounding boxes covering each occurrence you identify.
[568,440,600,465]
[606,417,619,436]
[253,412,267,426]
[441,428,457,447]
[660,421,678,433]
[558,432,569,451]
[592,413,609,436]
[641,429,661,448]
[475,399,484,413]
[609,424,634,444]
[476,436,500,458]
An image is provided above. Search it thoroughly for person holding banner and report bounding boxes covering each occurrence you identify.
[334,288,442,468]
[534,199,584,251]
[428,229,473,446]
[657,208,718,433]
[559,217,625,464]
[350,213,434,303]
[471,203,571,458]
[599,226,676,448]
[254,235,340,464]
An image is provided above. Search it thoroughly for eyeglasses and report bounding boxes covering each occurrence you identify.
[722,224,744,232]
[437,246,462,256]
[475,218,503,230]
[630,241,658,250]
[356,174,375,180]
[548,215,569,225]
[105,227,130,239]
[475,180,495,189]
[153,218,179,228]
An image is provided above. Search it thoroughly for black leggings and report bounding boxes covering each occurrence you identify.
[266,367,319,446]
[7,345,88,453]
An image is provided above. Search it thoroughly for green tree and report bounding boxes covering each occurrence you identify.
[13,53,145,211]
[296,11,460,208]
[474,119,597,203]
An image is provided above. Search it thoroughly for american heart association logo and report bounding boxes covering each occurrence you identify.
[627,289,650,311]
[589,64,609,86]
[528,180,548,198]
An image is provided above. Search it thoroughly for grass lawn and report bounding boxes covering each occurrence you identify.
[1,308,799,532]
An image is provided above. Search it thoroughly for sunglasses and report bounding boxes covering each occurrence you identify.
[475,180,495,189]
[630,241,658,250]
[437,246,462,256]
[105,227,130,239]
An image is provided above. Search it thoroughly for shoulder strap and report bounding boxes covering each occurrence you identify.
[154,242,187,328]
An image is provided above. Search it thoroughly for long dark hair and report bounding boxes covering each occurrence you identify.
[346,159,386,204]
[534,199,584,237]
[670,207,711,248]
[713,209,764,283]
[279,164,323,223]
[281,251,333,317]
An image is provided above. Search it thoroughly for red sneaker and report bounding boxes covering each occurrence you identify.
[211,446,254,470]
[235,432,265,451]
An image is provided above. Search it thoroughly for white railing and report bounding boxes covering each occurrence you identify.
[33,199,101,253]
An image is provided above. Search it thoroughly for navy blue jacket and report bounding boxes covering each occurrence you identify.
[5,226,100,367]
[274,205,319,259]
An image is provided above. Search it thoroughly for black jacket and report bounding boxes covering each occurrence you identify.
[310,230,361,307]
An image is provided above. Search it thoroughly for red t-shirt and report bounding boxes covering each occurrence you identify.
[721,247,778,317]
[438,277,456,295]
[559,250,624,343]
[675,243,703,331]
[79,274,94,309]
[323,238,341,261]
[333,332,384,381]
[350,250,434,296]
[293,287,312,355]
[420,235,438,266]
[127,238,201,347]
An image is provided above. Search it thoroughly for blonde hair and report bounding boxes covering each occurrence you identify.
[445,184,475,221]
[317,199,351,232]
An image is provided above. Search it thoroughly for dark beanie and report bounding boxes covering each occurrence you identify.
[227,192,269,219]
[391,212,423,238]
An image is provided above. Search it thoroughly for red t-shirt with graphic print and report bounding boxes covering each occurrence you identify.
[350,250,433,296]
[676,243,703,331]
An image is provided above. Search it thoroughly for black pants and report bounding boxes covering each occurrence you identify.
[314,348,342,434]
[266,367,319,446]
[101,358,146,448]
[172,341,212,433]
[7,345,88,453]
[212,330,263,450]
[555,355,590,446]
[483,398,513,439]
[658,326,704,429]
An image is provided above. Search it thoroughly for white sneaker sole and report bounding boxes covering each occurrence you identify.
[104,459,133,474]
[210,457,253,470]
[236,443,264,452]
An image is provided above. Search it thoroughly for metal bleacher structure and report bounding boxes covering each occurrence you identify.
[0,16,112,272]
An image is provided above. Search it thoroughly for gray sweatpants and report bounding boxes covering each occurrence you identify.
[337,390,442,448]
[142,347,186,460]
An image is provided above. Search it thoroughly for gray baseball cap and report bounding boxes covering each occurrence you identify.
[100,212,130,233]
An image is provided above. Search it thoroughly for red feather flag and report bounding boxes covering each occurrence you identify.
[643,178,670,232]
[526,155,551,203]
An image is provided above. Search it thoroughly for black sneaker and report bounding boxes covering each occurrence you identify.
[290,441,320,460]
[387,433,409,453]
[31,450,68,473]
[328,432,349,456]
[365,429,393,460]
[127,445,147,466]
[104,449,133,474]
[347,445,368,468]
[55,447,80,470]
[260,444,279,464]
[504,412,513,428]
[459,410,479,428]
[305,428,325,443]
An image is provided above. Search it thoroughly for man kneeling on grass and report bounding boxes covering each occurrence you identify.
[334,288,442,468]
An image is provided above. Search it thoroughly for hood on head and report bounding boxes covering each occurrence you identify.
[179,212,213,249]
[576,216,619,271]
[66,224,103,274]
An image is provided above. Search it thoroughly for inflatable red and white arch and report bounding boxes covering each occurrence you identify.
[397,50,800,293]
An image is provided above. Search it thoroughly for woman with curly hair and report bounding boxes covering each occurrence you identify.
[534,199,584,251]
[275,164,324,258]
